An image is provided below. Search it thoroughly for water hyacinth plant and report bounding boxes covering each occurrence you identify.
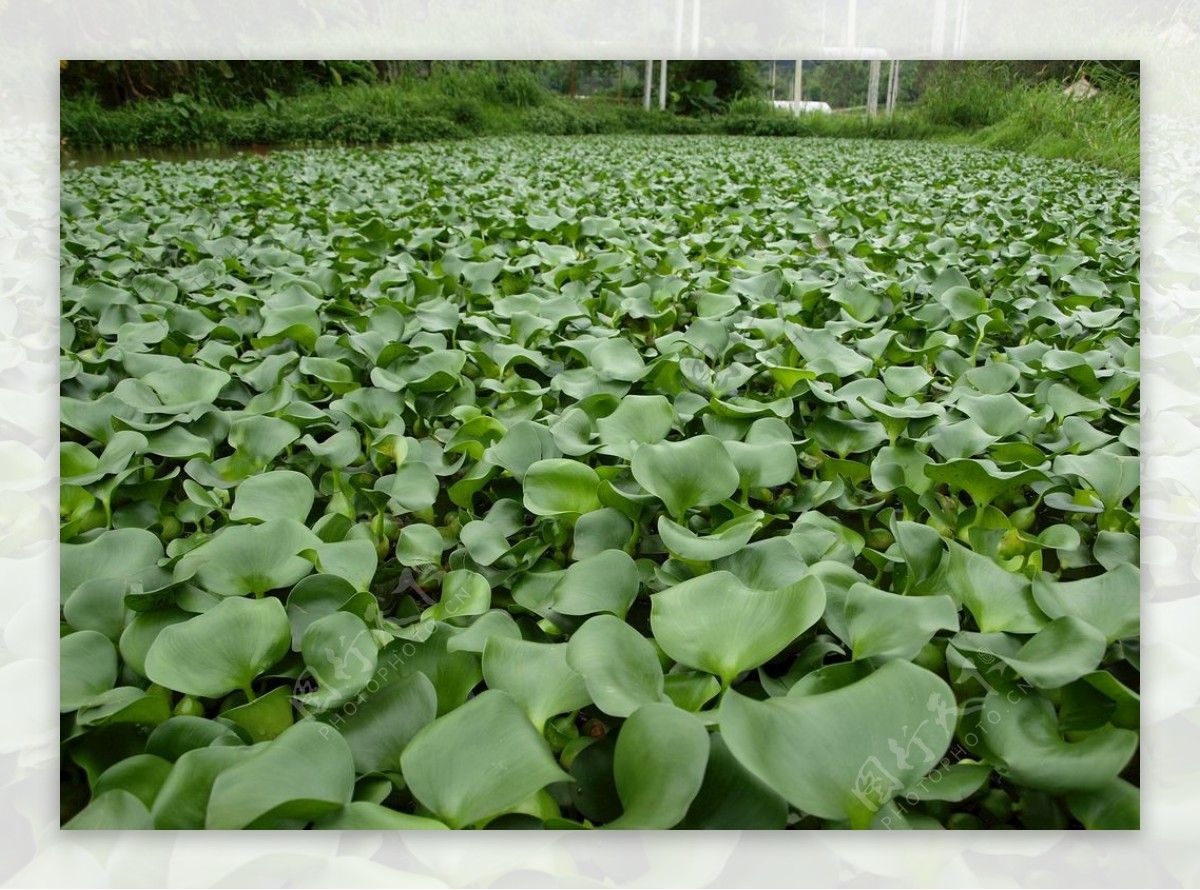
[60,135,1139,830]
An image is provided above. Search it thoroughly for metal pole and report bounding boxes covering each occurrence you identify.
[659,58,668,110]
[644,60,653,110]
[793,59,803,106]
[867,58,880,118]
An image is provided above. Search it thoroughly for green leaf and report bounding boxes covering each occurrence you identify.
[220,685,294,742]
[206,721,356,828]
[631,436,740,519]
[302,538,378,592]
[977,688,1138,794]
[841,584,959,661]
[605,703,709,829]
[1053,451,1139,511]
[954,392,1033,438]
[522,458,602,517]
[1066,779,1139,829]
[1031,564,1139,643]
[679,733,789,829]
[905,761,992,803]
[93,754,174,809]
[997,616,1107,689]
[175,518,319,597]
[400,690,570,829]
[61,527,163,602]
[151,746,257,829]
[425,569,491,620]
[145,596,291,698]
[650,572,825,686]
[229,470,315,523]
[720,660,956,823]
[566,615,667,718]
[591,337,647,381]
[807,416,887,458]
[943,541,1049,633]
[62,630,118,711]
[657,511,763,562]
[595,395,673,459]
[882,366,933,398]
[64,790,152,830]
[482,637,590,732]
[572,508,634,561]
[377,461,439,513]
[396,523,446,567]
[296,611,379,710]
[724,423,798,489]
[335,672,437,774]
[924,459,1048,509]
[938,285,988,320]
[552,549,640,619]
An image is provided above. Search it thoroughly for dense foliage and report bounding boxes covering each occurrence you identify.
[60,136,1139,830]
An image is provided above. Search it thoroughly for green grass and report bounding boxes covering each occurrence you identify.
[961,81,1140,177]
[61,68,1139,178]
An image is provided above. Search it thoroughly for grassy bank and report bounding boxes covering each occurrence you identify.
[61,67,1139,177]
[60,78,706,151]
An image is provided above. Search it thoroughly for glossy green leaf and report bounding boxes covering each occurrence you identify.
[62,630,118,711]
[335,672,437,774]
[482,637,591,731]
[566,615,667,718]
[606,703,709,829]
[145,596,291,698]
[977,688,1138,794]
[631,436,740,518]
[651,572,825,685]
[206,721,356,828]
[720,660,956,823]
[657,511,763,562]
[552,549,640,618]
[400,690,570,829]
[1031,564,1139,643]
[229,470,315,523]
[522,458,602,517]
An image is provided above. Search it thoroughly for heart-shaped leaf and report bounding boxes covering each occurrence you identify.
[631,436,740,519]
[650,572,825,686]
[145,596,291,698]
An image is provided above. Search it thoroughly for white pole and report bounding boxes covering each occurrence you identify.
[888,57,897,115]
[867,58,880,118]
[770,60,776,100]
[692,0,701,56]
[659,58,668,110]
[793,59,803,106]
[644,60,653,110]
